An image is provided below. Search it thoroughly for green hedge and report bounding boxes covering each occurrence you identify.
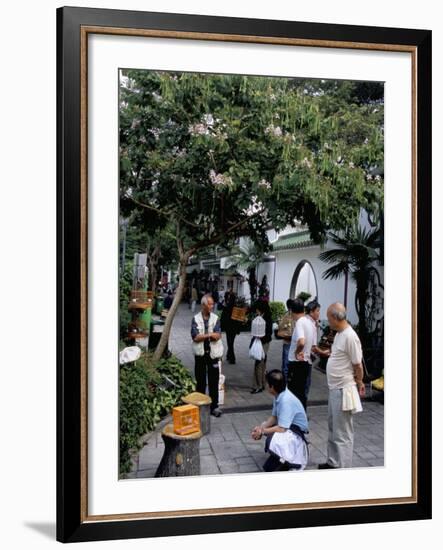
[119,353,195,475]
[269,301,286,323]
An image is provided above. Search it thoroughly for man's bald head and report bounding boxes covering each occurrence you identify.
[327,303,347,320]
[327,303,348,329]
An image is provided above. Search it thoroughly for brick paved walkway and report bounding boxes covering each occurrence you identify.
[131,303,384,478]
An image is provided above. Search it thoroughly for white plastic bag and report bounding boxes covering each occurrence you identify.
[218,374,225,405]
[249,337,265,361]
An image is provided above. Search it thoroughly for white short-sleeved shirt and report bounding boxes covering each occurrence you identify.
[326,325,363,389]
[288,315,317,363]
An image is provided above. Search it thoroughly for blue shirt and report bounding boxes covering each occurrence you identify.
[271,389,308,432]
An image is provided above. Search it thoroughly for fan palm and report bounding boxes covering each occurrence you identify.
[319,224,381,344]
[226,240,266,302]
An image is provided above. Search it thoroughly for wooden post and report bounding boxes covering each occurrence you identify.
[155,424,202,477]
[182,392,212,435]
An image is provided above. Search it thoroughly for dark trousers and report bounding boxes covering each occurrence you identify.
[281,342,290,382]
[263,453,290,472]
[226,330,237,362]
[195,354,219,411]
[287,360,310,411]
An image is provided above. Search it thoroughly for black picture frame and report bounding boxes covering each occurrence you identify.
[57,6,432,543]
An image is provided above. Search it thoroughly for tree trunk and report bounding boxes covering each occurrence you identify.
[155,424,201,477]
[149,263,158,293]
[152,254,188,362]
[356,279,368,348]
[344,270,348,309]
[248,267,257,303]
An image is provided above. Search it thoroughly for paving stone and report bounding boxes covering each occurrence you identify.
[238,463,261,473]
[207,435,225,444]
[138,451,164,470]
[200,455,221,475]
[363,444,384,453]
[355,450,377,459]
[351,458,371,468]
[220,430,241,442]
[200,447,214,457]
[366,458,385,467]
[200,438,210,450]
[235,456,257,465]
[218,461,240,474]
[211,440,250,460]
[136,469,157,478]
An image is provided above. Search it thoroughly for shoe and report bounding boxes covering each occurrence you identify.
[228,359,236,365]
[211,408,222,417]
[318,462,336,469]
[250,387,264,394]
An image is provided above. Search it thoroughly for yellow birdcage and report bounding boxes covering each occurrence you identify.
[172,404,200,436]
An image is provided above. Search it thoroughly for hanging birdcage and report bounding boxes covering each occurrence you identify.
[251,315,266,338]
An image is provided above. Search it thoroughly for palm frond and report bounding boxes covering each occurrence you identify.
[322,262,349,280]
[318,249,349,264]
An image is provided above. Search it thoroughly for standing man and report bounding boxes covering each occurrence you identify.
[251,370,308,472]
[191,294,224,417]
[277,298,295,383]
[220,291,241,364]
[190,285,198,312]
[287,299,315,410]
[305,300,330,403]
[319,302,365,469]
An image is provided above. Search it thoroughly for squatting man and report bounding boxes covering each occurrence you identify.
[251,369,309,472]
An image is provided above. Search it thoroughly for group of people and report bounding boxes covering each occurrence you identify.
[190,292,366,471]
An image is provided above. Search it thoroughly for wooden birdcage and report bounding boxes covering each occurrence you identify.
[172,404,200,436]
[231,306,247,322]
[128,290,153,310]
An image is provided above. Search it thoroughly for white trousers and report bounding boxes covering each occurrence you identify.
[327,388,354,468]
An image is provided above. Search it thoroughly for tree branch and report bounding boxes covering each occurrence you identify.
[198,206,267,251]
[128,194,202,230]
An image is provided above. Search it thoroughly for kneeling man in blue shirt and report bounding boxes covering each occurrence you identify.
[251,369,308,471]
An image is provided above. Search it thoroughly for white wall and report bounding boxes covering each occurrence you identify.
[1,1,439,550]
[295,262,317,298]
[273,246,359,324]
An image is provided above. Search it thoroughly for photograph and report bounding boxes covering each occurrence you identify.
[118,69,385,480]
[55,4,431,542]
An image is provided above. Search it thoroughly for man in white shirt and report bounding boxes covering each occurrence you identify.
[318,302,365,469]
[287,299,328,410]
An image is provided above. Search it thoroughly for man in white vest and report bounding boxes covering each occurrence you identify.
[191,294,224,417]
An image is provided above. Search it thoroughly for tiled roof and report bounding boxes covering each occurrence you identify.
[271,230,315,251]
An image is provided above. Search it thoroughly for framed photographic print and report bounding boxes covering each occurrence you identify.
[57,6,432,543]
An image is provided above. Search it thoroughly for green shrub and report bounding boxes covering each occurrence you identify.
[269,301,286,323]
[119,352,195,475]
[296,291,312,304]
[119,261,133,339]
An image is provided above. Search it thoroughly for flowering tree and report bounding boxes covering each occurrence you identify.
[119,71,383,360]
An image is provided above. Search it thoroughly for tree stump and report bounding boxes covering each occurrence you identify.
[155,424,202,477]
[181,392,212,435]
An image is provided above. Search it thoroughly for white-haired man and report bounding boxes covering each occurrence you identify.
[319,302,365,469]
[191,294,224,417]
